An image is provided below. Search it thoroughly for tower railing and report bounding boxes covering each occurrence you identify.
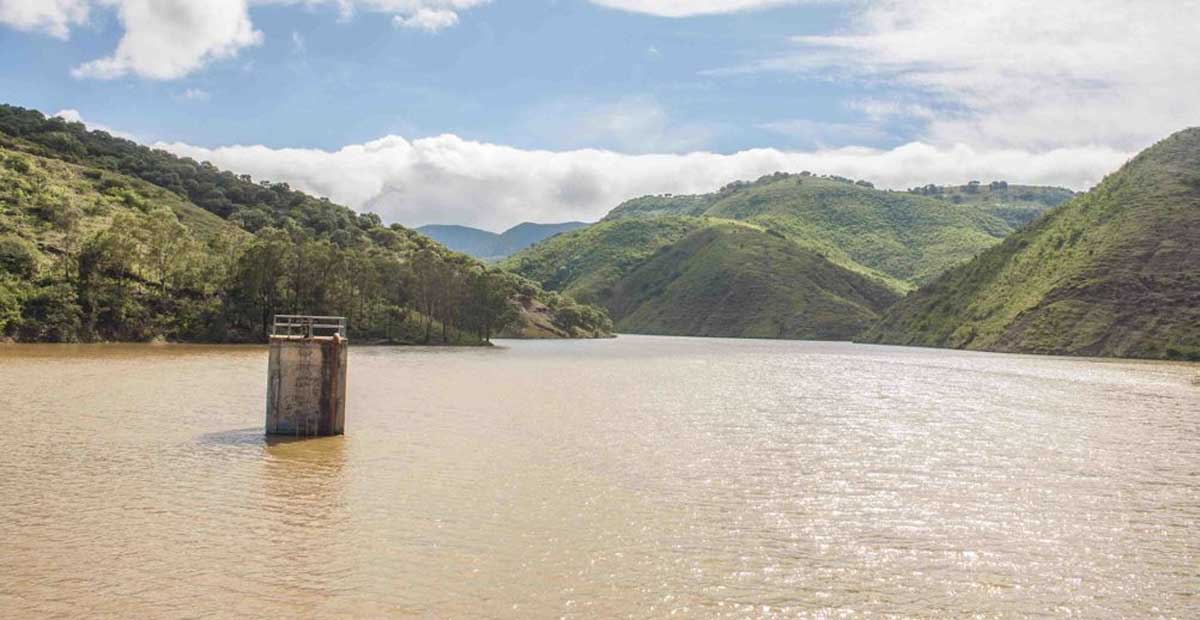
[271,315,347,339]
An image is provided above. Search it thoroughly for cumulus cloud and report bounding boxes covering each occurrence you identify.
[741,0,1200,151]
[0,0,90,38]
[286,0,486,32]
[2,0,486,80]
[393,7,458,31]
[157,134,1130,230]
[53,109,136,140]
[588,0,809,17]
[72,0,262,80]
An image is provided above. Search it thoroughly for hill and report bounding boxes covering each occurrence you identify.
[414,224,500,258]
[905,181,1074,229]
[0,104,611,343]
[503,216,899,338]
[501,215,704,306]
[417,221,588,260]
[862,128,1200,360]
[504,171,1072,340]
[606,173,1062,289]
[607,222,900,339]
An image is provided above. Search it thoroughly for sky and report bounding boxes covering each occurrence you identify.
[2,0,1198,230]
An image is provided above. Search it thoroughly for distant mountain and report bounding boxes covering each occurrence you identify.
[862,128,1200,360]
[413,225,501,258]
[504,172,1068,340]
[417,221,588,260]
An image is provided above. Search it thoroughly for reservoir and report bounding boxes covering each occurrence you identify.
[1,336,1197,618]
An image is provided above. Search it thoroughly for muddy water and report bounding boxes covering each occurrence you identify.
[1,337,1197,618]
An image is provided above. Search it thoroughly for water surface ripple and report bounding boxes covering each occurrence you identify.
[1,337,1197,618]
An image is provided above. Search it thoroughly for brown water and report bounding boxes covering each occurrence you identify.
[1,336,1197,618]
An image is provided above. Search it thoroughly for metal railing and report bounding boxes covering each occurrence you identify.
[272,315,347,339]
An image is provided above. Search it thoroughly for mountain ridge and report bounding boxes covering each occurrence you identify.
[860,127,1200,360]
[417,221,588,260]
[504,171,1075,340]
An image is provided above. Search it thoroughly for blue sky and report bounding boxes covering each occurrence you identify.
[1,1,1196,229]
[4,1,880,152]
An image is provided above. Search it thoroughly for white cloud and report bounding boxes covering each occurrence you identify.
[588,0,809,17]
[393,7,457,31]
[2,0,486,81]
[72,0,262,80]
[157,133,1129,230]
[0,0,90,38]
[279,0,487,31]
[53,109,136,140]
[753,0,1200,151]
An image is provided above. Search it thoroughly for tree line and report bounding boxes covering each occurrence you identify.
[0,105,611,343]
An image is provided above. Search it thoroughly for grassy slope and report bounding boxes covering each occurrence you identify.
[500,215,704,305]
[607,174,1029,289]
[609,222,900,339]
[504,174,1029,340]
[862,128,1200,360]
[0,146,240,254]
[0,149,460,343]
[923,184,1075,229]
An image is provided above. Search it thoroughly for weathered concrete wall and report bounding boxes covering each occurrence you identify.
[265,336,347,436]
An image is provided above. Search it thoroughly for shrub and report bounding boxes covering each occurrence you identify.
[0,234,37,278]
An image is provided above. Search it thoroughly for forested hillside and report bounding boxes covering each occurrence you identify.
[905,181,1074,229]
[503,216,899,338]
[505,171,1068,340]
[862,128,1200,360]
[605,172,1058,288]
[501,216,703,306]
[0,105,610,343]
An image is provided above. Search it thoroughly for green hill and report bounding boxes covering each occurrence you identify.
[603,172,1057,289]
[505,171,1070,340]
[906,181,1074,229]
[503,216,899,339]
[608,222,899,339]
[0,104,611,343]
[501,215,704,305]
[862,128,1200,360]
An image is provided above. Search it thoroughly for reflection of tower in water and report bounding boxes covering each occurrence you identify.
[261,435,349,519]
[251,435,353,606]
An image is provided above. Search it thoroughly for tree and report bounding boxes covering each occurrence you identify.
[0,276,24,335]
[230,228,292,340]
[467,269,518,342]
[137,206,190,296]
[0,235,37,279]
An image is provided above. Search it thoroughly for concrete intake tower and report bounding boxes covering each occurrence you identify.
[265,315,348,436]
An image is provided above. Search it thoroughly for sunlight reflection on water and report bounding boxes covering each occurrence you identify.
[1,337,1197,618]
